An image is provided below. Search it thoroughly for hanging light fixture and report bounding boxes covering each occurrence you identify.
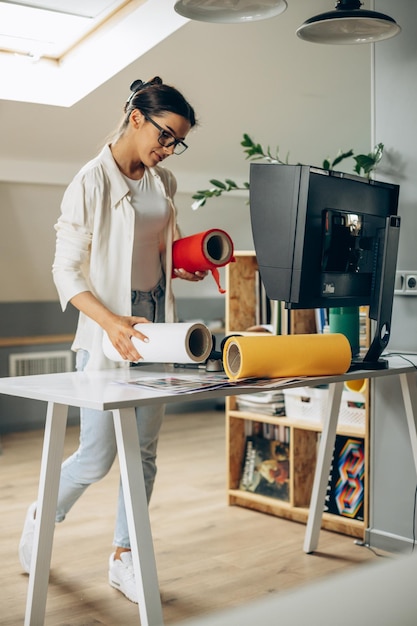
[296,0,401,44]
[174,0,288,24]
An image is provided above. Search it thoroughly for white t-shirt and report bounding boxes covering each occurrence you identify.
[123,168,170,292]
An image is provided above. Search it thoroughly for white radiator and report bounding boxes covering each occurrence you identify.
[9,350,73,377]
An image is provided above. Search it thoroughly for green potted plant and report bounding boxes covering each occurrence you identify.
[191,134,384,210]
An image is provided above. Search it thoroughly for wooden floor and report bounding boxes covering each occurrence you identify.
[0,409,390,626]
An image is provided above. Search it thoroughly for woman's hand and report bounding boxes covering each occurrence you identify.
[173,268,208,282]
[70,291,151,362]
[105,315,151,362]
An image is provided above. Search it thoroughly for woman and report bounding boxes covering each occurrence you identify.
[19,77,206,604]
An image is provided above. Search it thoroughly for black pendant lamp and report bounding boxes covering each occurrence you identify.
[296,0,401,44]
[174,0,288,24]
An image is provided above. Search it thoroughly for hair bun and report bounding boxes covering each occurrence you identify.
[124,77,164,112]
[129,79,145,93]
[129,77,163,94]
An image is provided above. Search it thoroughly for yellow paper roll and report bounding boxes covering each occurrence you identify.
[223,333,351,381]
[345,379,367,393]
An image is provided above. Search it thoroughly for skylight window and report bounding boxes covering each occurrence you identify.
[0,0,127,60]
[0,0,189,106]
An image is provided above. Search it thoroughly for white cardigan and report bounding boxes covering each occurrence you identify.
[52,144,178,372]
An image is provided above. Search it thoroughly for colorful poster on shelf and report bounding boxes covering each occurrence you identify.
[325,435,365,521]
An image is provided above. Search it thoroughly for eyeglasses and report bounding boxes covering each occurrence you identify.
[143,113,188,155]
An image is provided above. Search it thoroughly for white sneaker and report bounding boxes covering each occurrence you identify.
[108,551,139,604]
[18,502,37,574]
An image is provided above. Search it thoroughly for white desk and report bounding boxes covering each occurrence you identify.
[0,356,416,626]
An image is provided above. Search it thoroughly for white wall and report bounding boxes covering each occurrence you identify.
[372,0,417,352]
[0,0,373,303]
[0,182,62,301]
[368,0,417,552]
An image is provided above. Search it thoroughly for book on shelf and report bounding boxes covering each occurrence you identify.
[239,431,290,501]
[315,308,328,334]
[254,269,260,326]
[254,270,272,328]
[280,301,289,335]
[253,270,286,335]
[324,434,365,521]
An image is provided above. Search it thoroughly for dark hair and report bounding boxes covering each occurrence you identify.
[119,76,196,134]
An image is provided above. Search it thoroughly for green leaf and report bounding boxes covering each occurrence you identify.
[354,155,376,175]
[331,149,354,168]
[209,179,227,190]
[225,179,238,188]
[241,133,254,148]
[353,143,384,177]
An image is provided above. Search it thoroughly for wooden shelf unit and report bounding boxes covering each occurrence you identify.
[225,251,367,539]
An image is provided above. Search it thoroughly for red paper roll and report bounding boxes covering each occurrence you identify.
[172,229,234,293]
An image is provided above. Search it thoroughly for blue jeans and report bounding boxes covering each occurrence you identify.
[56,279,166,548]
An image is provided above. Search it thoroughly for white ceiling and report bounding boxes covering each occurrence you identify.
[0,1,377,192]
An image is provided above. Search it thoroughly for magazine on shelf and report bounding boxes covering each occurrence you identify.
[235,390,285,404]
[235,389,285,415]
[235,401,285,416]
[239,434,290,501]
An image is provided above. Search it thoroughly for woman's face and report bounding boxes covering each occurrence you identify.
[131,110,191,167]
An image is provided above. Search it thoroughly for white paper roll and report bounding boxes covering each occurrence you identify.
[102,322,212,364]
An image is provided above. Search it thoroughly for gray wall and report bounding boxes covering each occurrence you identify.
[367,0,417,551]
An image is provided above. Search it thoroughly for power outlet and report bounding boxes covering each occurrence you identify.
[405,274,417,294]
[394,271,417,295]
